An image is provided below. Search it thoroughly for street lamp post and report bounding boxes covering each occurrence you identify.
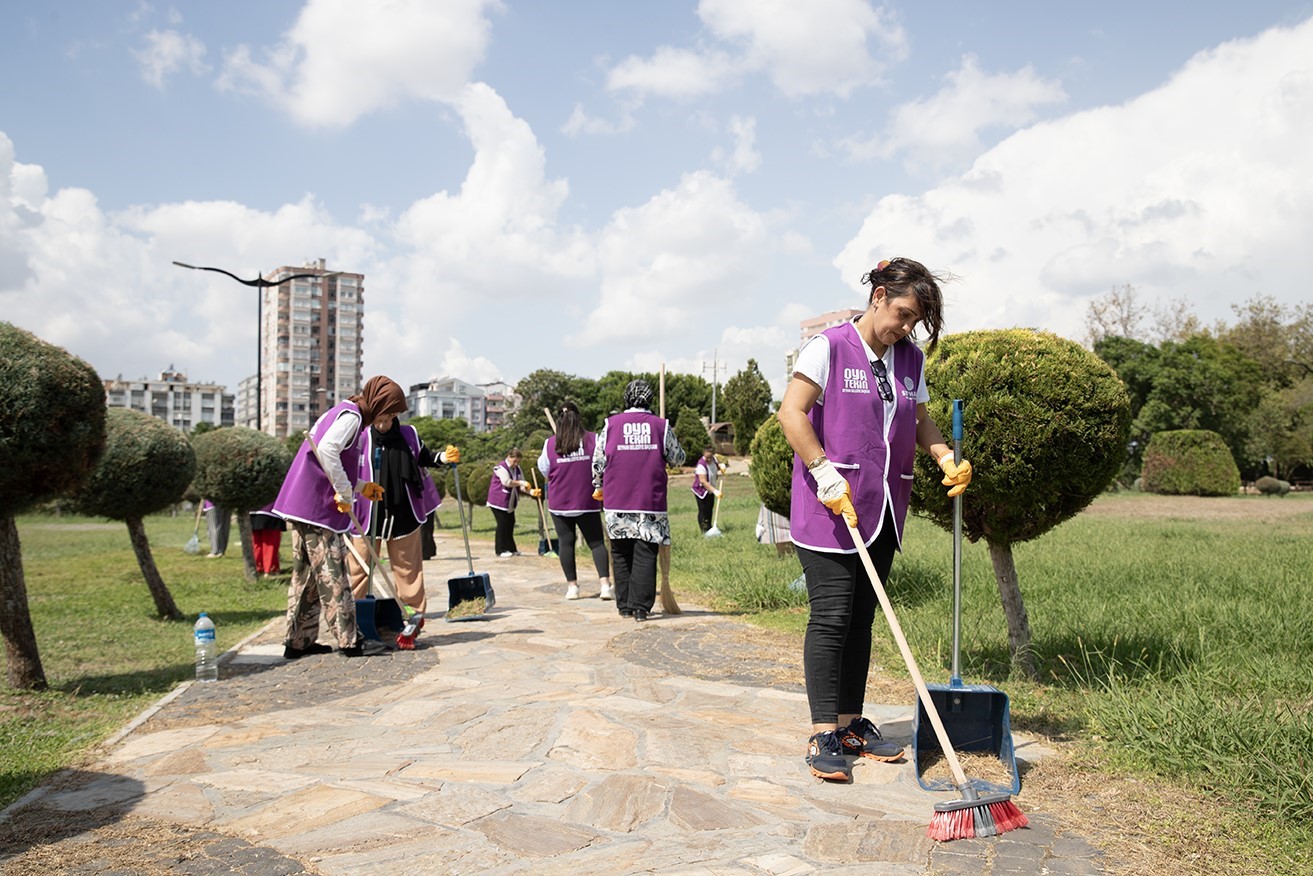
[172,261,336,433]
[702,349,728,424]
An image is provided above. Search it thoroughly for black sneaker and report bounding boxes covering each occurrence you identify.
[619,609,634,618]
[806,730,851,781]
[634,610,648,622]
[341,639,389,658]
[839,716,905,762]
[283,642,332,660]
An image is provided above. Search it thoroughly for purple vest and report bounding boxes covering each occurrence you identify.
[546,433,602,514]
[790,323,922,552]
[352,425,442,530]
[487,461,524,512]
[273,401,364,533]
[602,411,669,514]
[691,457,718,498]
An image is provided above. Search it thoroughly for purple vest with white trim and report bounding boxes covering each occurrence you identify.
[273,401,364,533]
[546,433,602,514]
[602,411,669,513]
[790,323,922,552]
[691,457,719,498]
[352,425,442,530]
[487,461,523,511]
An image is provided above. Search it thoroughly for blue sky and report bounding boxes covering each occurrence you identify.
[3,1,1312,401]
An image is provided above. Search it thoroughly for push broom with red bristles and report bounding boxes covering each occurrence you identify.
[845,521,1027,840]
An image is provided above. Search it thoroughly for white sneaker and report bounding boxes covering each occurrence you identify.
[498,551,514,558]
[598,581,614,601]
[566,584,580,600]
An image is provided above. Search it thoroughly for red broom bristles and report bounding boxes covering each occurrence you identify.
[927,796,1028,841]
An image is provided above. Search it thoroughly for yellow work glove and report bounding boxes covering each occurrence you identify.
[333,494,351,514]
[360,481,385,502]
[592,488,604,502]
[441,444,460,464]
[938,453,973,498]
[530,488,542,498]
[810,459,858,528]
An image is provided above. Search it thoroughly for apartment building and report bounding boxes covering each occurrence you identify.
[104,368,234,431]
[407,377,486,432]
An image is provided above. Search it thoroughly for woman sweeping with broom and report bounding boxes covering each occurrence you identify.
[777,258,972,782]
[538,401,612,601]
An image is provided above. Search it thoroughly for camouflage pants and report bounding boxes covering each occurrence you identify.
[285,522,359,649]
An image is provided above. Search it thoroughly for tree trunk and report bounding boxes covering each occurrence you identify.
[0,514,48,690]
[236,511,257,582]
[125,515,183,621]
[987,540,1038,680]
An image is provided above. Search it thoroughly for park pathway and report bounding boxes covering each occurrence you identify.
[0,529,1105,875]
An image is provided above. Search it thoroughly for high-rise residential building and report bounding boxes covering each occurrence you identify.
[786,306,866,382]
[254,259,364,439]
[104,368,234,431]
[478,381,521,432]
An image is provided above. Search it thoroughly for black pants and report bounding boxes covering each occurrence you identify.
[491,507,517,555]
[796,510,899,725]
[695,492,715,532]
[610,538,658,613]
[551,512,610,582]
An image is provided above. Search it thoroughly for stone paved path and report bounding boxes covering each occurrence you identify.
[0,531,1106,875]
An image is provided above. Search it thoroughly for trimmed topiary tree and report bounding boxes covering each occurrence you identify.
[0,323,107,690]
[673,405,709,465]
[191,428,291,582]
[1141,430,1240,496]
[68,408,195,620]
[912,330,1131,678]
[749,415,792,519]
[1255,475,1291,496]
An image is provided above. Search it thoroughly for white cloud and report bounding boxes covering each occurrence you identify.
[561,102,638,137]
[572,170,769,346]
[218,0,501,127]
[608,0,905,100]
[132,29,209,89]
[841,55,1066,169]
[836,17,1313,343]
[710,114,761,175]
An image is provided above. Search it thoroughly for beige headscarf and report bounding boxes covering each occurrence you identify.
[349,376,407,426]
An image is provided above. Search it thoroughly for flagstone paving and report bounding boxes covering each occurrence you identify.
[0,531,1105,875]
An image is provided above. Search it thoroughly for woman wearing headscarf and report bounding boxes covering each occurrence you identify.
[273,375,407,659]
[346,417,458,616]
[538,400,612,601]
[592,379,685,622]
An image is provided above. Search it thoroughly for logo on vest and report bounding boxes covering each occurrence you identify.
[619,421,657,451]
[842,367,870,394]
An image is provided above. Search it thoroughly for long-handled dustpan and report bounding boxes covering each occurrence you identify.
[529,468,559,557]
[914,399,1021,795]
[447,464,495,621]
[704,482,724,538]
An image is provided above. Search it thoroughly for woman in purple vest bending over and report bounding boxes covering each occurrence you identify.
[777,258,973,782]
[346,419,459,616]
[273,376,405,659]
[538,401,612,601]
[592,379,686,622]
[487,449,540,557]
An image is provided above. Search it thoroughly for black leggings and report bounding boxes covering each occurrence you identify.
[695,492,715,532]
[610,538,658,613]
[550,512,610,582]
[491,507,517,555]
[796,510,899,725]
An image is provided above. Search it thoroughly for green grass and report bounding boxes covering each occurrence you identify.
[2,513,289,808]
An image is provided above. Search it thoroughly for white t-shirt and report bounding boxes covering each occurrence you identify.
[793,324,929,418]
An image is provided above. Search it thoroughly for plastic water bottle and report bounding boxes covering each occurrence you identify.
[193,612,218,682]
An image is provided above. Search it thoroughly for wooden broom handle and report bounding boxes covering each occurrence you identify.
[846,522,971,789]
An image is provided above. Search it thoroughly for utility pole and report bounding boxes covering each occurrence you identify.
[702,349,728,424]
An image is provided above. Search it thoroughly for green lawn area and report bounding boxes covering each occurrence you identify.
[5,482,1312,872]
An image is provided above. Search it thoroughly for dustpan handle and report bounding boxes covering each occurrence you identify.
[451,464,475,576]
[951,399,964,686]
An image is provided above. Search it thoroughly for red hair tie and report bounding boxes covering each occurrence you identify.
[875,259,891,272]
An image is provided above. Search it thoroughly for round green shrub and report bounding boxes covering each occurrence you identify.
[1254,475,1291,496]
[191,427,291,512]
[912,329,1132,545]
[0,323,107,515]
[69,408,195,519]
[749,415,792,518]
[674,405,710,463]
[459,460,496,507]
[1141,430,1240,496]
